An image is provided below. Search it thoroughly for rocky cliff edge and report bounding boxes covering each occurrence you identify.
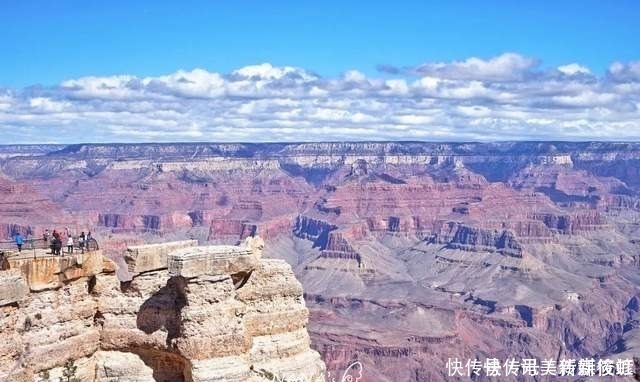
[0,237,325,382]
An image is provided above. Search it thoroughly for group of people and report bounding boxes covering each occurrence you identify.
[42,229,93,256]
[12,229,93,256]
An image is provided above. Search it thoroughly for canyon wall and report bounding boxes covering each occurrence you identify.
[1,141,639,380]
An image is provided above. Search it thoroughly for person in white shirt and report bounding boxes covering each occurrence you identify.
[67,236,74,254]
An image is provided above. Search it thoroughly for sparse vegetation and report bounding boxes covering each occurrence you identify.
[59,359,80,382]
[251,366,301,382]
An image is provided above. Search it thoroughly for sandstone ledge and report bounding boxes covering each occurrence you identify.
[7,251,111,291]
[125,239,198,275]
[168,245,257,278]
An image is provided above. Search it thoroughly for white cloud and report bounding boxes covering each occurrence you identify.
[412,53,538,81]
[232,63,316,82]
[343,70,367,83]
[392,114,434,125]
[1,54,640,143]
[608,61,640,82]
[557,63,591,76]
[552,91,618,107]
[0,93,14,111]
[413,76,441,92]
[29,97,70,113]
[61,75,138,100]
[147,69,225,98]
[382,79,409,95]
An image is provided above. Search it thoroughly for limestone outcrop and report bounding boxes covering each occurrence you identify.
[0,238,325,382]
[125,240,198,275]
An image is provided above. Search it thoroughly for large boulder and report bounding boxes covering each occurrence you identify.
[125,240,198,275]
[167,245,259,278]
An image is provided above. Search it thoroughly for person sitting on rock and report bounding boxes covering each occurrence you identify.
[67,235,74,254]
[15,232,24,252]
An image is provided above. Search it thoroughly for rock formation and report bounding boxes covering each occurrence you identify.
[0,238,325,382]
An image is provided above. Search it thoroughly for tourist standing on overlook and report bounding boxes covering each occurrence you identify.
[43,229,50,248]
[67,235,74,254]
[14,232,23,252]
[79,232,86,254]
[51,230,62,256]
[86,231,93,252]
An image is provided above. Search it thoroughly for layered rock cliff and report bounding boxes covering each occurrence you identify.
[0,238,325,382]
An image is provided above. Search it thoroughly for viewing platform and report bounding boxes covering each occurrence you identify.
[0,237,99,260]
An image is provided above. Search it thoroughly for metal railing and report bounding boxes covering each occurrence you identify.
[0,238,46,251]
[0,236,99,256]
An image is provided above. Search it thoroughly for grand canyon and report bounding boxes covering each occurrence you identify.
[1,141,639,381]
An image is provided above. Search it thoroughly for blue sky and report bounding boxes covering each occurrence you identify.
[1,1,639,142]
[3,0,639,87]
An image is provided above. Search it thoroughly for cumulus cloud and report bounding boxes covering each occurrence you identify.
[411,53,539,81]
[557,63,591,76]
[1,54,639,143]
[608,61,640,82]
